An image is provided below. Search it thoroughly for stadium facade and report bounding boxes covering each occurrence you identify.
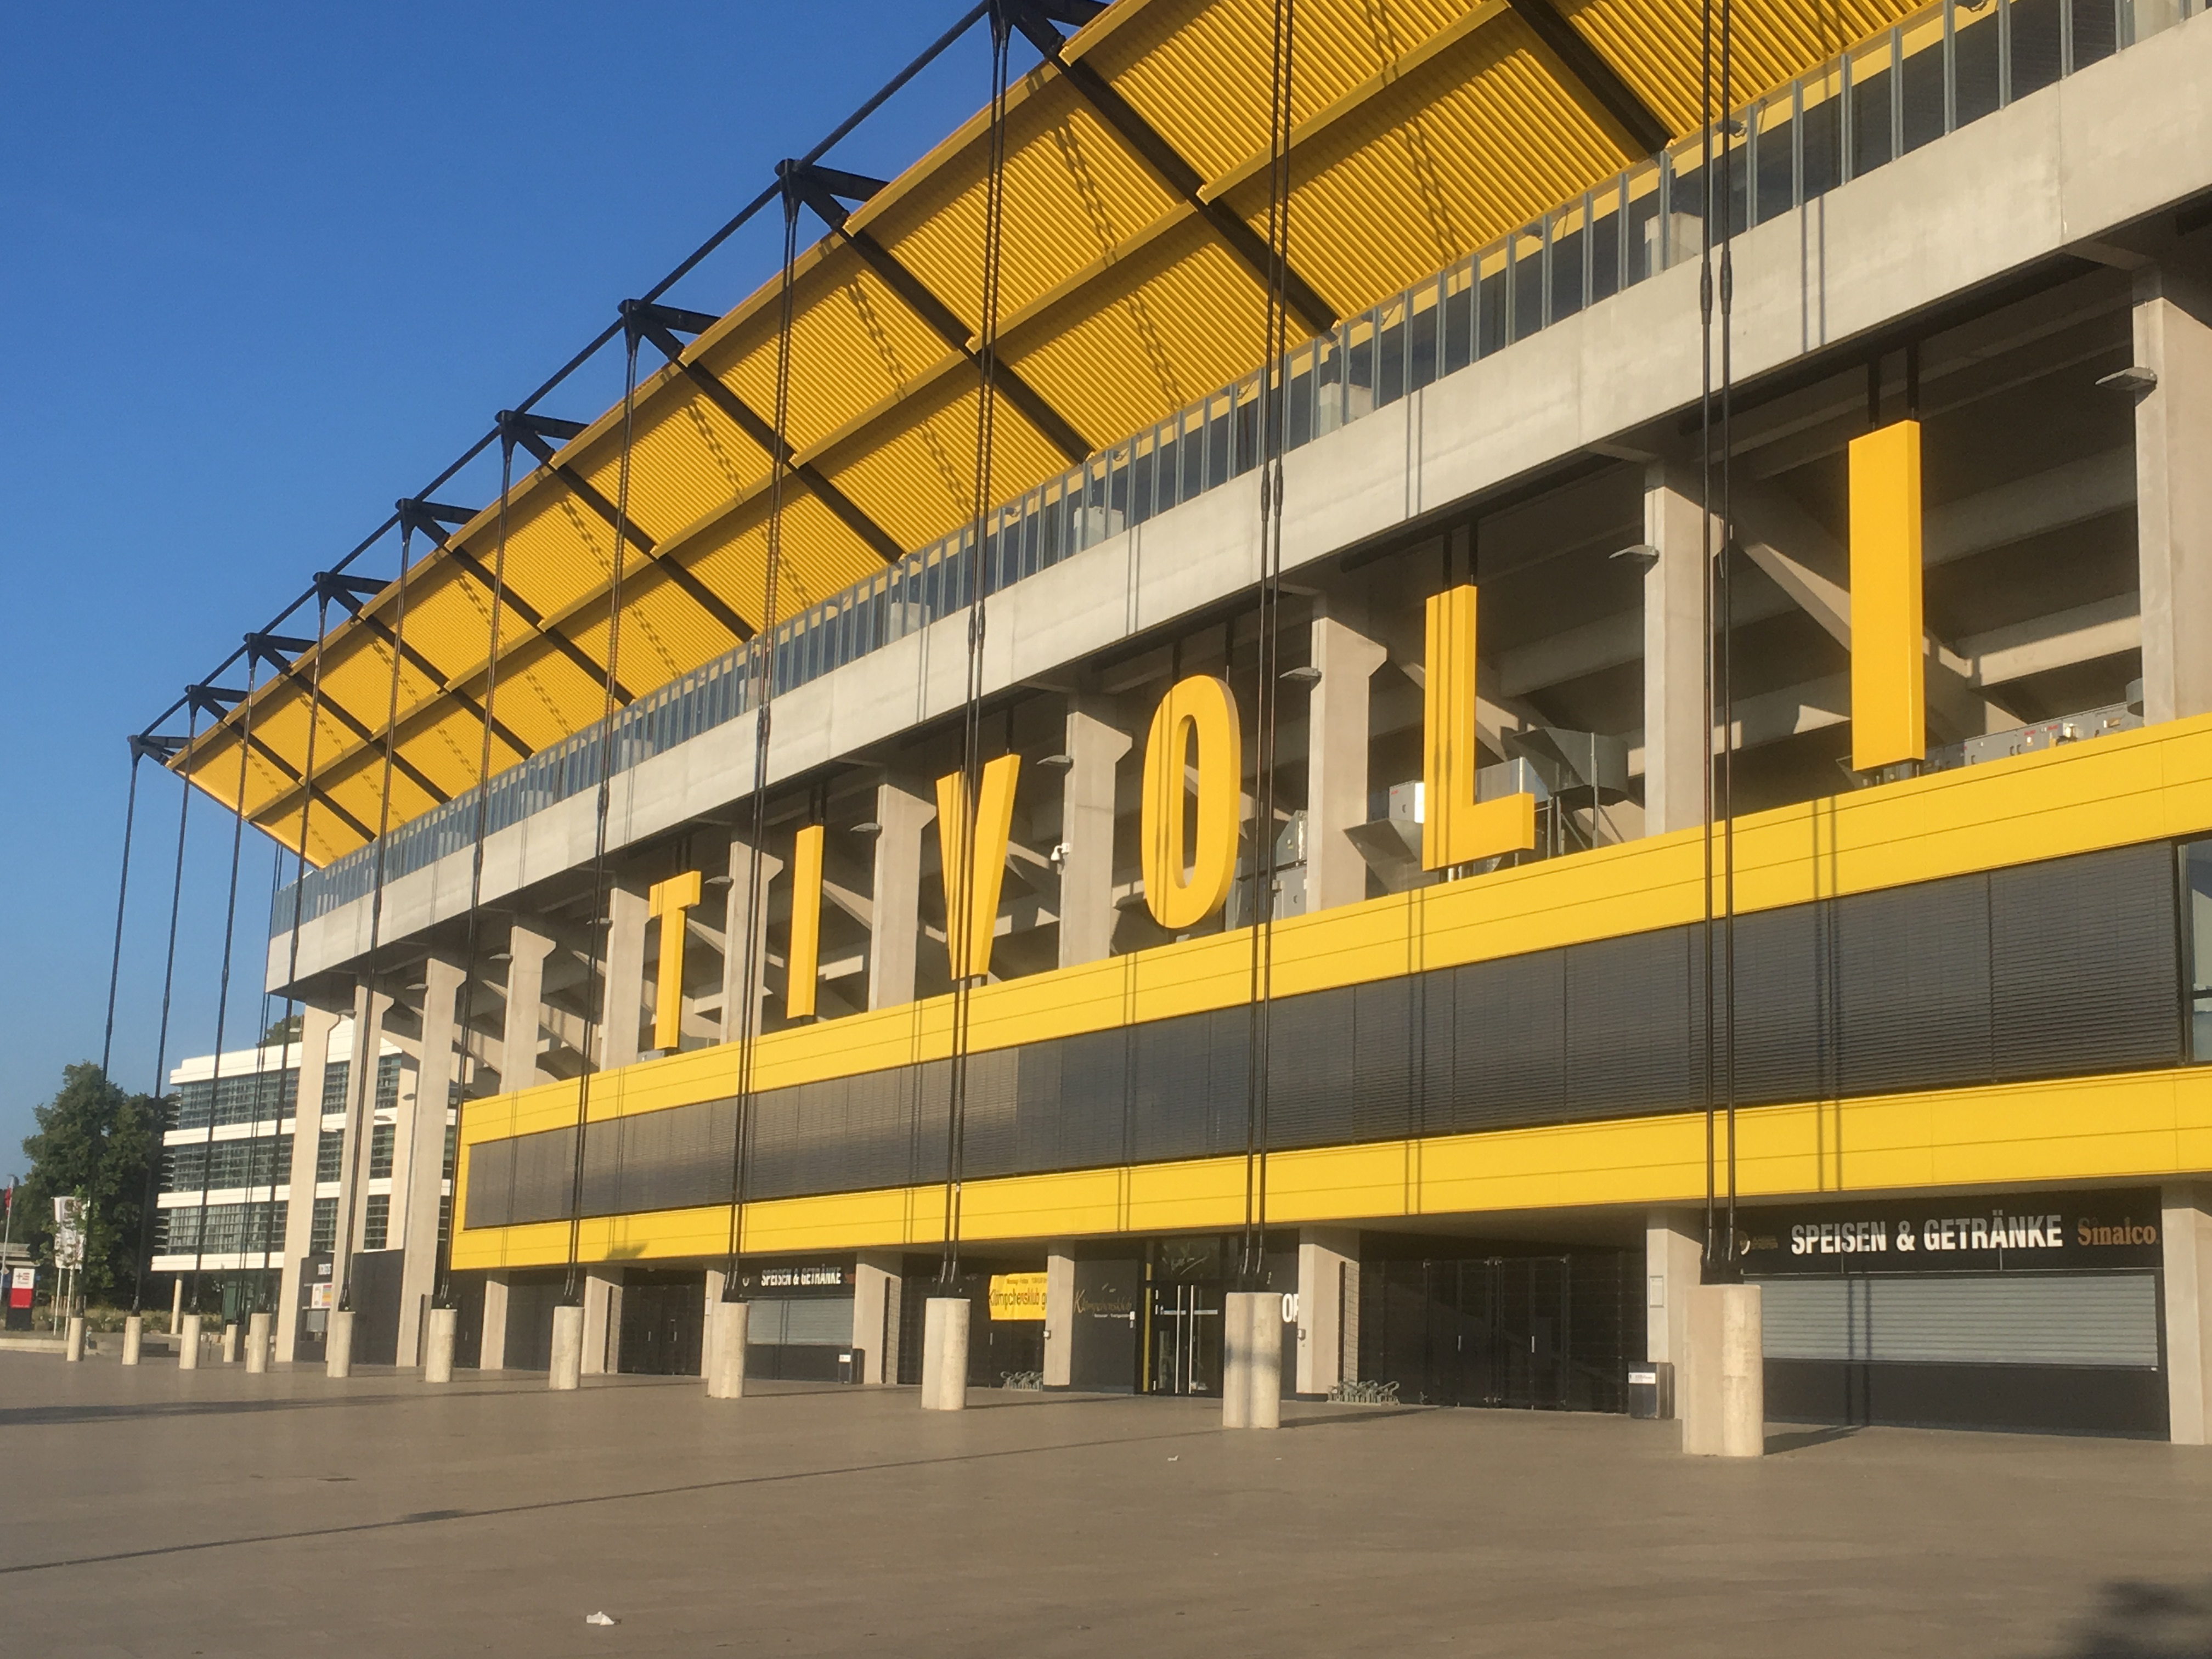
[142,0,2212,1438]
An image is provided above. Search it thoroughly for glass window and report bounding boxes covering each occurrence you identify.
[2072,0,2120,64]
[317,1128,342,1183]
[2183,840,2212,1060]
[1900,13,1949,153]
[369,1122,394,1181]
[1799,71,1845,200]
[1753,97,1797,225]
[1849,36,1897,178]
[364,1194,390,1252]
[1954,0,2004,126]
[311,1197,338,1254]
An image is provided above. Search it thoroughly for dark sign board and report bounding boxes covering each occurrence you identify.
[1736,1188,2164,1276]
[733,1259,855,1298]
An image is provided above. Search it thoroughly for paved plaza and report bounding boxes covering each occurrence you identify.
[4,1353,2211,1657]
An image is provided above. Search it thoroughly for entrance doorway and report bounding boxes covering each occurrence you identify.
[1364,1247,1637,1412]
[1146,1279,1223,1396]
[617,1269,706,1376]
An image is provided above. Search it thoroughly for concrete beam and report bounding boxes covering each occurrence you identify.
[273,1003,339,1365]
[394,956,464,1368]
[2132,266,2212,722]
[1957,592,2141,687]
[1058,704,1131,968]
[601,885,648,1070]
[499,922,555,1090]
[1305,619,1386,912]
[720,839,785,1040]
[1642,464,1716,835]
[868,783,933,1011]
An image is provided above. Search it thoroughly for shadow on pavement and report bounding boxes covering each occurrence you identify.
[1764,1424,1863,1454]
[2040,1580,2212,1657]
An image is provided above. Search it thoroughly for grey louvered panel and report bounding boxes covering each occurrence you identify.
[1204,1007,1252,1156]
[1991,844,2181,1080]
[1133,1012,1217,1162]
[1265,987,1356,1149]
[1761,1273,2160,1368]
[1351,977,1415,1143]
[1566,928,1700,1119]
[1060,1027,1133,1169]
[462,1137,513,1228]
[1014,1039,1065,1172]
[959,1049,1021,1179]
[1729,902,1837,1105]
[490,1126,578,1226]
[1455,950,1566,1130]
[1836,873,1993,1095]
[744,1081,805,1200]
[909,1060,953,1187]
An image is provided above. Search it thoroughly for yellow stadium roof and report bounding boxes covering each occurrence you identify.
[168,0,1922,865]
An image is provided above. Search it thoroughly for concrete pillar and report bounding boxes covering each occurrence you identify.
[170,1277,182,1335]
[275,1003,340,1363]
[919,1295,969,1410]
[1305,618,1387,913]
[721,841,785,1040]
[479,1273,511,1371]
[221,1322,239,1364]
[853,1252,901,1384]
[707,1297,749,1400]
[424,1306,458,1384]
[395,957,465,1368]
[179,1311,202,1372]
[1042,1248,1075,1387]
[64,1314,84,1363]
[581,1268,622,1376]
[549,1302,584,1391]
[1642,462,1716,836]
[1222,1290,1282,1429]
[1057,705,1131,969]
[601,886,650,1069]
[334,981,393,1302]
[325,1308,353,1378]
[1294,1227,1359,1396]
[1645,1210,1702,1404]
[869,782,935,1009]
[2132,268,2212,724]
[2162,1183,2212,1445]
[245,1311,270,1373]
[1681,1282,1764,1457]
[121,1314,143,1367]
[500,923,556,1090]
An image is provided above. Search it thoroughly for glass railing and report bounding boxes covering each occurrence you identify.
[273,0,2197,937]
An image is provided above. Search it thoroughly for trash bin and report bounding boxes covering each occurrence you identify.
[837,1347,865,1385]
[1628,1361,1674,1420]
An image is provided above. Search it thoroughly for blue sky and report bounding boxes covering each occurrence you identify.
[0,3,1006,1166]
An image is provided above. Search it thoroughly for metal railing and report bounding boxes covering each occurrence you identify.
[274,0,2197,936]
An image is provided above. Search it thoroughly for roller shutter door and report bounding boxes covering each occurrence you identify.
[1761,1274,2160,1368]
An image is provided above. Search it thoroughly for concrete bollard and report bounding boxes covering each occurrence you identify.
[549,1303,584,1391]
[122,1314,143,1367]
[919,1296,970,1412]
[245,1311,272,1374]
[424,1306,457,1384]
[325,1308,355,1379]
[179,1312,203,1372]
[706,1299,749,1400]
[64,1315,86,1363]
[221,1322,239,1364]
[1222,1291,1281,1430]
[1682,1281,1765,1458]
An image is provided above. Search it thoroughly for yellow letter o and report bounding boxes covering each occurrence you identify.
[1140,674,1243,932]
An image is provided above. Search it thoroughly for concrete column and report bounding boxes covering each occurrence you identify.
[2132,268,2212,724]
[1642,462,1715,836]
[2162,1184,2212,1445]
[170,1277,182,1336]
[1681,1282,1764,1457]
[707,1296,749,1399]
[245,1311,270,1373]
[1645,1210,1702,1404]
[1042,1248,1075,1387]
[1305,618,1387,913]
[1295,1227,1359,1396]
[394,957,465,1368]
[1057,705,1131,969]
[1222,1290,1282,1429]
[919,1295,969,1410]
[424,1306,458,1384]
[853,1252,901,1385]
[275,1003,340,1363]
[601,885,650,1069]
[549,1302,584,1390]
[121,1314,143,1366]
[581,1268,622,1375]
[334,981,393,1301]
[64,1314,84,1363]
[721,841,786,1040]
[179,1311,202,1372]
[500,922,556,1091]
[325,1308,353,1378]
[869,783,935,1009]
[221,1322,239,1364]
[479,1273,511,1371]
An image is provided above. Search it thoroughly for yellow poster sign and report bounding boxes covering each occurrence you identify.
[988,1272,1048,1322]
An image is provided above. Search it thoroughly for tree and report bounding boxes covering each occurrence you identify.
[15,1064,156,1305]
[259,1013,301,1047]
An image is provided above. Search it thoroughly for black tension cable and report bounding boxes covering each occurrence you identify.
[127,704,201,1322]
[1238,0,1298,1296]
[185,653,265,1323]
[336,523,418,1320]
[1717,0,1742,1271]
[99,743,154,1081]
[559,323,647,1307]
[721,172,809,1298]
[1698,0,1720,1279]
[939,2,1017,1298]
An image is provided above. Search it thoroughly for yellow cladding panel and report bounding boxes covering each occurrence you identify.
[937,755,1022,981]
[456,712,2212,1167]
[1849,419,1926,772]
[648,871,703,1052]
[1423,584,1536,868]
[786,823,824,1020]
[1141,675,1243,929]
[451,1065,2212,1269]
